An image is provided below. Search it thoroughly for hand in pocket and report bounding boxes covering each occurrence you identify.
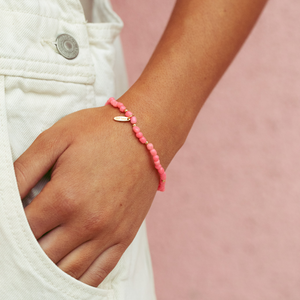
[13,104,158,287]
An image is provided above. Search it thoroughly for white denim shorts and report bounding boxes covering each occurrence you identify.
[0,0,156,299]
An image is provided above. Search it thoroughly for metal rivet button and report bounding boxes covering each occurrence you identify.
[55,34,79,60]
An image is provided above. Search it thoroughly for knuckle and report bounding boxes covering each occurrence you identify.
[53,185,78,216]
[117,227,136,245]
[83,213,106,234]
[97,213,111,229]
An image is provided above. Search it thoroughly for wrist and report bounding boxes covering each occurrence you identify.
[117,86,185,169]
[105,97,167,191]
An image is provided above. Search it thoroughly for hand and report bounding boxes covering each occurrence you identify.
[13,104,159,287]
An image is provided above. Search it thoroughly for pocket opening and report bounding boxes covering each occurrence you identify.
[0,75,114,299]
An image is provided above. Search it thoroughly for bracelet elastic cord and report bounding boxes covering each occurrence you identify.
[105,97,166,192]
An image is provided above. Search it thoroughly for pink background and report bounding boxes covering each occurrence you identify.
[112,1,300,299]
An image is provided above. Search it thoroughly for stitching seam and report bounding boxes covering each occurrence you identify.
[0,68,94,82]
[0,55,94,68]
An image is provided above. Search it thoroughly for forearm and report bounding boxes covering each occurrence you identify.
[118,0,268,168]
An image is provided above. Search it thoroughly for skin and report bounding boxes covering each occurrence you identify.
[14,0,268,287]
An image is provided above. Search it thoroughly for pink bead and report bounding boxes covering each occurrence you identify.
[155,164,161,169]
[160,172,166,180]
[111,99,118,107]
[150,149,157,156]
[130,116,137,124]
[154,160,160,165]
[147,143,154,150]
[133,126,140,133]
[139,137,147,144]
[125,111,133,117]
[159,185,165,192]
[119,105,126,112]
[117,102,123,108]
[153,155,159,162]
[158,167,164,174]
[160,181,166,188]
[105,97,113,105]
[136,132,143,138]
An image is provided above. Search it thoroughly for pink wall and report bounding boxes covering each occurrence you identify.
[112,1,300,299]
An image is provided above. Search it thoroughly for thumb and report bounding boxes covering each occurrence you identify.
[14,128,71,199]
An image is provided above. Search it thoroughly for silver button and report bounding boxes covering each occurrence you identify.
[55,34,79,60]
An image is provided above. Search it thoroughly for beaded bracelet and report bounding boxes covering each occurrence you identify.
[105,97,166,192]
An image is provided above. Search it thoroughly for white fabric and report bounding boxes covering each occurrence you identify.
[0,0,156,299]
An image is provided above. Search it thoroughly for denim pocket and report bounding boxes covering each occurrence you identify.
[0,75,115,299]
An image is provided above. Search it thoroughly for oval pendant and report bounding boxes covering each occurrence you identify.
[114,116,130,122]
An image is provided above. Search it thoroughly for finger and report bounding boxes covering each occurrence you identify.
[56,240,104,280]
[38,224,88,264]
[24,181,63,239]
[14,127,71,198]
[79,245,124,287]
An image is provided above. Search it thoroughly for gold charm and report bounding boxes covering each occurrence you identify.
[114,116,130,122]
